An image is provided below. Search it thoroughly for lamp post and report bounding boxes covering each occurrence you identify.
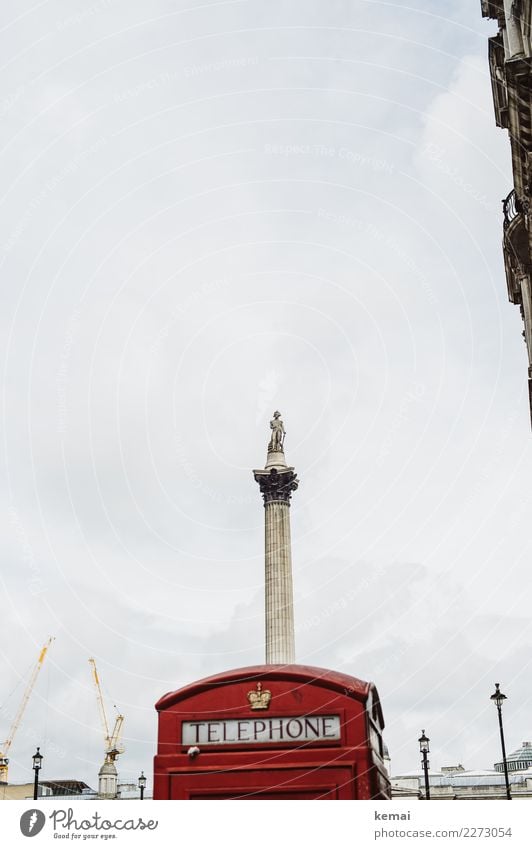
[418,731,430,800]
[490,683,511,800]
[32,747,43,801]
[138,771,146,801]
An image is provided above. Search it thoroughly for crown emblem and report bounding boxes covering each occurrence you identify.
[247,682,271,710]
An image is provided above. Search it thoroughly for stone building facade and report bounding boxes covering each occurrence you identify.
[481,0,532,426]
[392,741,532,799]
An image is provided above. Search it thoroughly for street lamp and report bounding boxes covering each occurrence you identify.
[138,771,146,801]
[418,730,430,800]
[32,747,43,801]
[490,683,511,800]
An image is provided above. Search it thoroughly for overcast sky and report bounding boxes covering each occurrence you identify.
[1,0,531,794]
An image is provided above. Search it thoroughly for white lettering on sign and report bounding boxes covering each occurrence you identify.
[182,715,341,746]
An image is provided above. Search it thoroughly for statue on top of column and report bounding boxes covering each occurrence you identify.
[268,411,285,452]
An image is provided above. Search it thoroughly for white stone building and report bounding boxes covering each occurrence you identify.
[392,741,532,799]
[481,1,532,426]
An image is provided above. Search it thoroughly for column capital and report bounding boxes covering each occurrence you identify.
[253,466,299,505]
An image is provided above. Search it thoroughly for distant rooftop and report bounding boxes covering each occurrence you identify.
[495,741,532,773]
[393,766,532,787]
[40,780,95,796]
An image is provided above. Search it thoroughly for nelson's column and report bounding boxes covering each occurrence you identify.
[154,411,390,799]
[253,412,299,664]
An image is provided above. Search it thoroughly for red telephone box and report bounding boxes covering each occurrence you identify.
[154,664,390,799]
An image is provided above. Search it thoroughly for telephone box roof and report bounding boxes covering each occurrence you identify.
[155,663,381,722]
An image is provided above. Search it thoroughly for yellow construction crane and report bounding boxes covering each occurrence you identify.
[0,637,54,784]
[88,658,124,763]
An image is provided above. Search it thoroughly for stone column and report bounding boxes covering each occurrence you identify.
[503,0,524,58]
[254,418,298,664]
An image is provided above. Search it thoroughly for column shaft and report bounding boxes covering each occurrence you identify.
[264,500,295,664]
